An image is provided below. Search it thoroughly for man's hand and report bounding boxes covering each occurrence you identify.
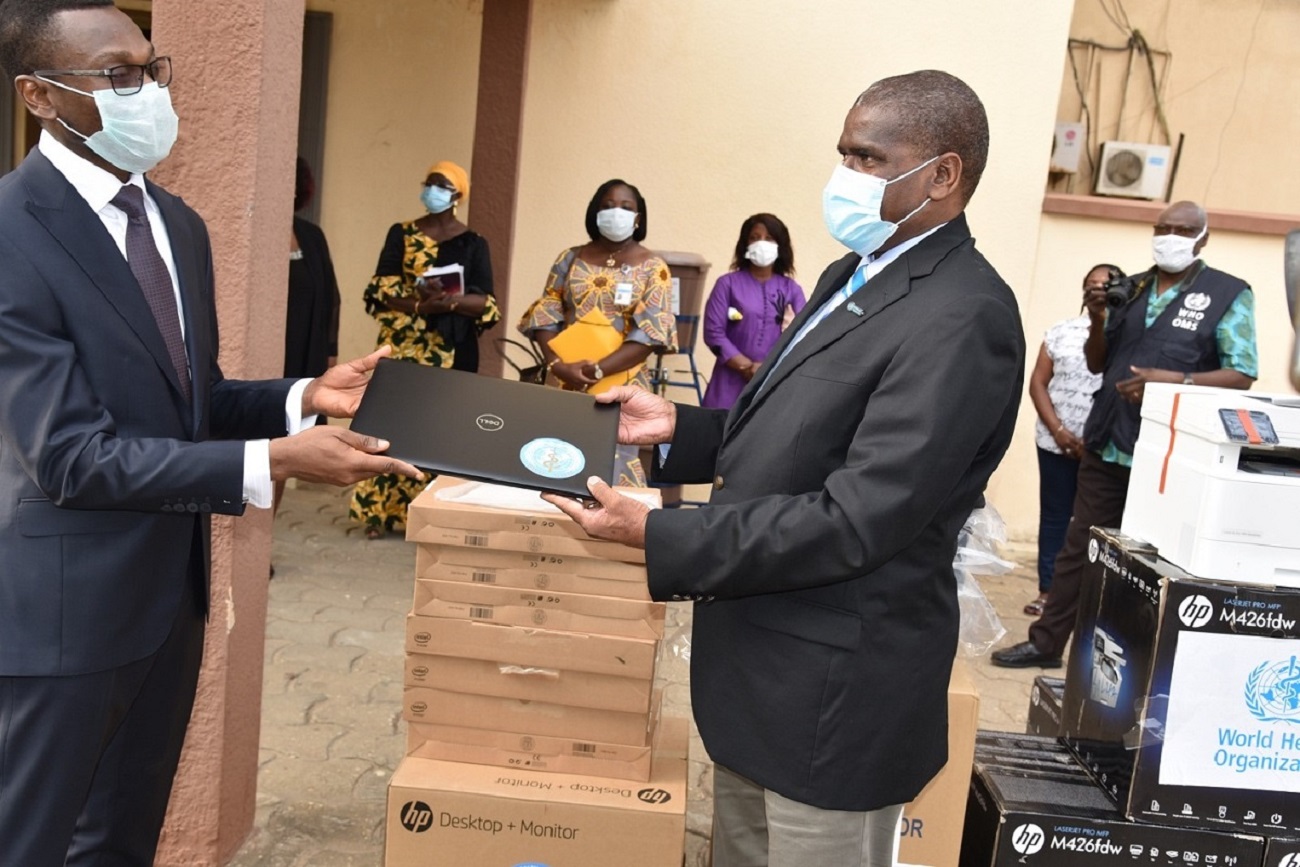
[542,477,650,549]
[268,425,423,485]
[594,386,676,445]
[1115,365,1180,404]
[302,345,391,419]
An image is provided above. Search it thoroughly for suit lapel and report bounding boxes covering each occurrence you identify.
[22,152,190,411]
[724,216,975,443]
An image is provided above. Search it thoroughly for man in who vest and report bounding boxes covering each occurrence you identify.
[992,199,1258,669]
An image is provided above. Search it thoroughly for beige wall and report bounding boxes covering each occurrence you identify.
[1054,0,1300,212]
[307,0,485,364]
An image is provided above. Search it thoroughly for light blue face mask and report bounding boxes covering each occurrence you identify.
[421,185,455,214]
[822,155,939,257]
[38,77,178,174]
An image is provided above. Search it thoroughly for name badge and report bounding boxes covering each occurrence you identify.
[614,282,634,307]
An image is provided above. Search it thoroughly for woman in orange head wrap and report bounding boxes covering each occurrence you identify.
[350,160,499,538]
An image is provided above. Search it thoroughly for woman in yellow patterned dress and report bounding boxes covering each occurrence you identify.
[350,161,500,537]
[518,179,676,486]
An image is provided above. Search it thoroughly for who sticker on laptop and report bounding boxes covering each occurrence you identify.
[520,437,586,479]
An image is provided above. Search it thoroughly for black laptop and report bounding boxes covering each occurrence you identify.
[350,358,620,497]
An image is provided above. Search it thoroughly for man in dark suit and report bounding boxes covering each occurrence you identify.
[548,70,1025,866]
[0,2,421,864]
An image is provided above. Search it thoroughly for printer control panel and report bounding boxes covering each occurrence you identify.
[1219,408,1280,445]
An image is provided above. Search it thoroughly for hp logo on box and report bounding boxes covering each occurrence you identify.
[399,801,433,833]
[1177,595,1214,629]
[1010,823,1045,855]
[1277,854,1300,867]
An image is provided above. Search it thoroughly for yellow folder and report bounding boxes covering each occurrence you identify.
[547,309,643,395]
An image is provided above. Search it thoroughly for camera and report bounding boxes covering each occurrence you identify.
[1104,273,1136,308]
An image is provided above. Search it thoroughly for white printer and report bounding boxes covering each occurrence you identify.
[1122,383,1300,587]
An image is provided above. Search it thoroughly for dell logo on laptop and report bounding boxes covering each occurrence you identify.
[476,414,505,432]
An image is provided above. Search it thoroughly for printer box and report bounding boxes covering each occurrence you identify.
[403,652,654,714]
[412,577,665,640]
[1122,383,1300,588]
[960,757,1265,867]
[1026,675,1065,737]
[403,715,671,783]
[402,686,657,747]
[385,716,687,867]
[405,614,657,680]
[1062,528,1300,835]
[897,661,979,867]
[415,543,650,596]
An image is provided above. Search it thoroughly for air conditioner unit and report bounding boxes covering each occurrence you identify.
[1094,141,1171,200]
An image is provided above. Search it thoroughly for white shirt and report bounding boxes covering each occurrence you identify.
[1034,313,1102,453]
[39,131,313,508]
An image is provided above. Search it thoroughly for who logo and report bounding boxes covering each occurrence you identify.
[1177,595,1214,629]
[1010,823,1045,855]
[399,800,434,833]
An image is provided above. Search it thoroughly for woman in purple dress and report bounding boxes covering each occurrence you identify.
[700,213,806,409]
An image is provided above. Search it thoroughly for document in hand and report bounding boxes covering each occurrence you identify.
[547,309,644,395]
[421,263,465,294]
[350,359,619,497]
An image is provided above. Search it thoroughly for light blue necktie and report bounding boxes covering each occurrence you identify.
[756,262,870,392]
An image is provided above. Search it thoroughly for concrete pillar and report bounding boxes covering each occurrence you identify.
[147,1,304,863]
[471,0,535,378]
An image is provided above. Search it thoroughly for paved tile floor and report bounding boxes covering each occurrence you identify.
[227,483,1060,866]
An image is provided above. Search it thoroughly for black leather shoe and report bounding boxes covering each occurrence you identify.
[991,641,1062,669]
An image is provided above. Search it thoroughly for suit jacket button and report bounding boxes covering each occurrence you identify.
[186,502,199,513]
[671,594,685,601]
[161,504,172,513]
[713,475,724,491]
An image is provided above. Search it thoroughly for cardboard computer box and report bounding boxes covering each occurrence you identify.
[412,577,665,640]
[1063,527,1300,836]
[405,614,658,680]
[403,710,673,785]
[405,476,650,564]
[403,652,655,714]
[896,661,979,867]
[402,686,657,747]
[415,543,651,599]
[385,714,687,867]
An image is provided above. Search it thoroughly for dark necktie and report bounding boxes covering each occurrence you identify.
[111,185,191,402]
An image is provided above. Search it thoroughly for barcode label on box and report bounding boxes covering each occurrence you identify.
[471,571,497,583]
[571,743,597,756]
[464,534,489,547]
[468,606,494,620]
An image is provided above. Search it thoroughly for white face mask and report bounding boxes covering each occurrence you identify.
[1151,227,1206,273]
[822,156,938,257]
[39,78,178,174]
[595,207,637,243]
[744,240,779,268]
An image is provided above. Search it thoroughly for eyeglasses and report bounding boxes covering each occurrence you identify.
[34,56,172,96]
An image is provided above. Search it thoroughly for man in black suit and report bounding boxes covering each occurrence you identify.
[0,2,421,864]
[548,70,1025,866]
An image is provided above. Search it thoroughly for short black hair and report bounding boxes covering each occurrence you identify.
[855,70,989,202]
[0,0,114,81]
[731,213,795,276]
[585,178,647,243]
